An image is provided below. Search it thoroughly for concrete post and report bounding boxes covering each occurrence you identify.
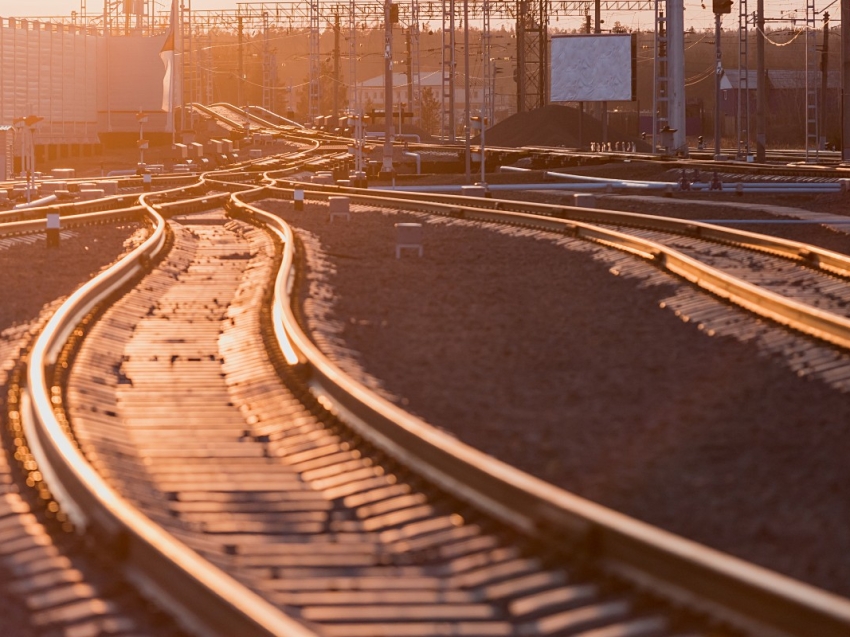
[668,0,686,155]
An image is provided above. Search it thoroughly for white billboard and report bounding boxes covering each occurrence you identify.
[550,34,636,103]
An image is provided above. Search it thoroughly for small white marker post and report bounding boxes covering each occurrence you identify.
[46,212,60,248]
[136,110,149,167]
[328,196,350,222]
[572,193,595,208]
[395,223,423,258]
[294,189,304,211]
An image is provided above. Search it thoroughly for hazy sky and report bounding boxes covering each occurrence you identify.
[0,1,835,33]
[1,0,239,15]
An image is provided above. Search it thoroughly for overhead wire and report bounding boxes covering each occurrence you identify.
[755,25,806,46]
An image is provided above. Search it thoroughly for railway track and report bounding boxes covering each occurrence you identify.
[63,207,687,637]
[0,219,190,636]
[270,177,850,348]
[4,152,850,635]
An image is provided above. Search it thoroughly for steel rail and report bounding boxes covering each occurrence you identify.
[232,189,850,637]
[519,167,849,193]
[0,206,147,238]
[0,174,216,226]
[0,193,142,224]
[266,177,850,279]
[211,101,281,131]
[191,102,254,132]
[247,104,306,129]
[233,187,850,637]
[0,146,328,231]
[0,173,198,190]
[262,183,850,350]
[20,181,320,637]
[15,163,850,636]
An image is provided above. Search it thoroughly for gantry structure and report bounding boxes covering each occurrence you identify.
[15,1,837,154]
[26,1,653,133]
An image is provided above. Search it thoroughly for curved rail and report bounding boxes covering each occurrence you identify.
[0,205,147,237]
[261,181,850,349]
[233,188,850,637]
[247,104,305,129]
[267,176,850,274]
[15,146,850,637]
[21,182,320,637]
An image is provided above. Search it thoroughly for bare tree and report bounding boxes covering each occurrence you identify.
[419,87,440,134]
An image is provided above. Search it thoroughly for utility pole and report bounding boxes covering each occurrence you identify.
[186,0,193,131]
[713,0,733,159]
[579,11,590,149]
[349,0,358,119]
[179,0,185,135]
[714,11,722,159]
[237,15,244,106]
[405,28,414,117]
[333,12,341,120]
[756,0,766,162]
[382,0,394,175]
[442,0,456,140]
[464,0,471,182]
[595,0,607,144]
[843,0,850,161]
[820,12,829,150]
[668,0,686,154]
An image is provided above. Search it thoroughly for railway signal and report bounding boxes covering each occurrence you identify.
[136,111,149,167]
[712,0,733,161]
[12,114,43,204]
[470,114,488,186]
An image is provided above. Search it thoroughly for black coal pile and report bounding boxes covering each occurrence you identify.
[480,104,650,151]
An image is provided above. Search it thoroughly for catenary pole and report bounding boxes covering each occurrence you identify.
[756,0,766,162]
[842,0,850,161]
[382,0,394,174]
[714,11,722,159]
[464,0,471,181]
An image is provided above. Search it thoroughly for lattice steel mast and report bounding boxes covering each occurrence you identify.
[516,0,547,113]
[805,0,819,160]
[442,0,457,139]
[737,0,750,158]
[482,0,492,123]
[309,0,320,121]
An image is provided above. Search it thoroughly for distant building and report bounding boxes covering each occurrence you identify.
[0,127,12,180]
[354,71,512,129]
[0,16,174,163]
[720,69,840,117]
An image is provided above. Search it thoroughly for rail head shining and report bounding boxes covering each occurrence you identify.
[272,179,850,278]
[23,189,320,637]
[264,183,850,351]
[232,188,850,637]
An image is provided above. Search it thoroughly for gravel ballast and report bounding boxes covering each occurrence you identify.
[260,197,850,600]
[0,225,144,331]
[0,223,145,636]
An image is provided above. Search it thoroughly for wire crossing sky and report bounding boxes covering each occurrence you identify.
[0,0,838,33]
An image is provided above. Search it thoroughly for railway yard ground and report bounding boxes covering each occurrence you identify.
[3,152,850,635]
[257,177,850,599]
[0,222,192,636]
